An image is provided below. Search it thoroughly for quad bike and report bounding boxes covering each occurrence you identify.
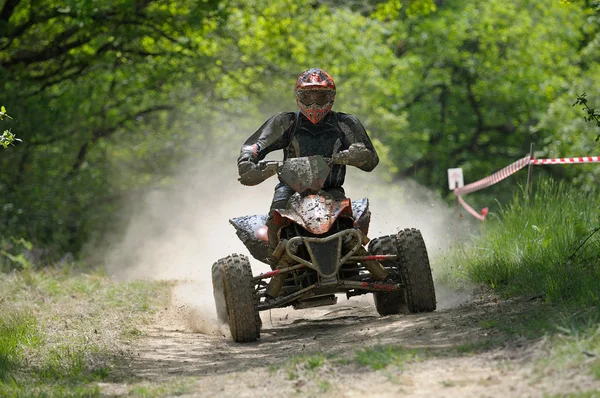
[212,156,436,343]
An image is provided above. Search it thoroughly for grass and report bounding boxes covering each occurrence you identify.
[268,353,335,394]
[438,177,600,384]
[441,178,600,306]
[127,378,195,397]
[537,315,600,381]
[0,267,171,397]
[278,353,329,380]
[353,345,425,370]
[0,308,40,380]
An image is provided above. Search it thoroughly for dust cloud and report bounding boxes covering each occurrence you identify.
[103,146,476,334]
[343,167,477,309]
[103,153,275,335]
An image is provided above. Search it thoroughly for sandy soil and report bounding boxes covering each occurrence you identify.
[98,284,599,398]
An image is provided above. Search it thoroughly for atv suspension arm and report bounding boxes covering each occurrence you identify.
[347,255,398,261]
[256,284,316,311]
[253,263,306,281]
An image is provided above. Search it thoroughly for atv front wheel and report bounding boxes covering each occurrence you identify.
[211,254,260,342]
[368,235,409,316]
[211,260,228,324]
[396,228,436,313]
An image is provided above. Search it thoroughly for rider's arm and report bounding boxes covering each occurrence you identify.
[337,113,379,171]
[238,112,295,166]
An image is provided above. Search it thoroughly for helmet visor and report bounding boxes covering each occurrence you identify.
[296,90,333,106]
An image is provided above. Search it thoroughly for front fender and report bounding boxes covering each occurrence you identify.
[275,193,352,235]
[229,215,271,265]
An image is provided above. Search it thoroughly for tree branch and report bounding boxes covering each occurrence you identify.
[1,33,94,67]
[0,9,61,51]
[27,64,90,96]
[465,75,483,132]
[66,105,174,178]
[398,123,517,178]
[0,0,21,23]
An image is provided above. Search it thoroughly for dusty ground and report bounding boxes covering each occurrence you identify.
[101,285,598,398]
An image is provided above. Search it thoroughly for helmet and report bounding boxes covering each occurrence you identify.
[295,68,336,124]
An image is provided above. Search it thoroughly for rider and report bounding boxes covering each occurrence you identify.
[237,67,379,248]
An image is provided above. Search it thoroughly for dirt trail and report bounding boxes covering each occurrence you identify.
[101,286,596,398]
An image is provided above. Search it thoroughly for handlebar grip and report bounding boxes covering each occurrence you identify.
[239,163,279,186]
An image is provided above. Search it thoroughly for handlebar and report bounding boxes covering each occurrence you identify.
[256,157,333,169]
[238,156,335,187]
[238,161,279,186]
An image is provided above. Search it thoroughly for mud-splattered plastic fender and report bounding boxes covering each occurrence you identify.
[230,197,370,264]
[351,198,371,236]
[229,214,271,265]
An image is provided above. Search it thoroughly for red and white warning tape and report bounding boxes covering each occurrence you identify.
[456,195,488,221]
[454,155,531,196]
[453,154,600,221]
[531,156,600,165]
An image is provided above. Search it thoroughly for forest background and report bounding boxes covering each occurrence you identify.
[0,0,599,264]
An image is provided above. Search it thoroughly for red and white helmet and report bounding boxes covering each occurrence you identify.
[295,68,336,124]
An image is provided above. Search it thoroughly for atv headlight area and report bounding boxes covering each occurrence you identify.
[286,229,362,283]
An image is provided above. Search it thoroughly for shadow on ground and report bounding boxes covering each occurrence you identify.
[107,291,581,383]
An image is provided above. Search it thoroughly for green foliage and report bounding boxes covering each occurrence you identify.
[0,237,34,271]
[371,0,437,20]
[382,0,587,194]
[0,106,20,148]
[573,93,600,141]
[444,178,600,305]
[0,0,227,257]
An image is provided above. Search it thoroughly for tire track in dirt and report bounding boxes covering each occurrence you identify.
[99,287,597,397]
[125,292,478,376]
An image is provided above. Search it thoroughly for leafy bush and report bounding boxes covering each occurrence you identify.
[0,237,34,272]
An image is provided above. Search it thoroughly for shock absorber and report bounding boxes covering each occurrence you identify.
[343,233,388,281]
[265,239,300,298]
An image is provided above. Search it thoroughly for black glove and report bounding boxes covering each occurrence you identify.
[238,160,257,176]
[332,143,372,167]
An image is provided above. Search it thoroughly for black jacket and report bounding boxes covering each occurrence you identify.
[238,111,379,189]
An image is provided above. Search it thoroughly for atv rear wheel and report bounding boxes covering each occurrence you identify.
[396,228,436,313]
[368,235,409,316]
[211,254,260,342]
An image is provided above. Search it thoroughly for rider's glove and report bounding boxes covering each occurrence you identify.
[332,143,372,168]
[238,160,257,176]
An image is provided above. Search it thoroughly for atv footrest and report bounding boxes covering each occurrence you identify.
[340,280,404,292]
[293,295,337,309]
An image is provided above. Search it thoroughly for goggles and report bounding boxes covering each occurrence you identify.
[296,90,334,106]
